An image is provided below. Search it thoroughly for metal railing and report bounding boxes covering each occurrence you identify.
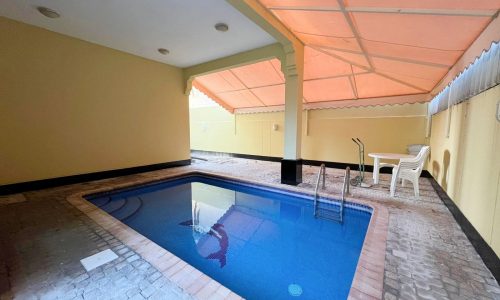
[313,165,350,223]
[339,167,350,222]
[313,163,326,217]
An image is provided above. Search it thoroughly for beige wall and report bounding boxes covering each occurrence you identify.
[190,103,428,165]
[190,107,284,157]
[303,105,427,165]
[0,17,190,185]
[429,85,500,256]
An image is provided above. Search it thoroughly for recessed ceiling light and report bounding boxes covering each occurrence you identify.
[215,23,229,32]
[158,48,170,55]
[37,7,60,19]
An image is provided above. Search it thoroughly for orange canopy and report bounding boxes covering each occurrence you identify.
[194,0,499,112]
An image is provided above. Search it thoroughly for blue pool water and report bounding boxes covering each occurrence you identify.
[87,175,371,299]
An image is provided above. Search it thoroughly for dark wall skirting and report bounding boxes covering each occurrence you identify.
[281,159,303,185]
[192,150,282,163]
[429,178,500,283]
[190,150,432,178]
[0,159,191,196]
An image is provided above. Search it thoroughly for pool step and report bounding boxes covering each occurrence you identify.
[111,197,143,221]
[100,198,126,214]
[93,196,111,207]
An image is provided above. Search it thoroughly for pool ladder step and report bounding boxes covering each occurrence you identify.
[316,202,343,222]
[313,165,350,223]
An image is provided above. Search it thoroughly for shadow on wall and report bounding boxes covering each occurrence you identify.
[432,160,440,185]
[432,149,451,192]
[441,150,451,191]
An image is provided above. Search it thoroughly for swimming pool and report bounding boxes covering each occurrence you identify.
[86,175,371,299]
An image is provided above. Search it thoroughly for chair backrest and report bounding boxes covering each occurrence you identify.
[414,146,430,174]
[399,146,430,176]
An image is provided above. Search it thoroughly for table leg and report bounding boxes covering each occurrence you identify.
[373,157,380,184]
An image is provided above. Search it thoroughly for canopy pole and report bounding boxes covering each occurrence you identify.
[281,43,304,185]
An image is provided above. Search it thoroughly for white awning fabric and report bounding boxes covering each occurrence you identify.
[429,41,500,115]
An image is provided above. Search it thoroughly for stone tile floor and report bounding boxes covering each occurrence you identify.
[1,156,499,300]
[0,183,190,300]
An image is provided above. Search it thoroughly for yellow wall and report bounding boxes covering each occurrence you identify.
[303,105,427,164]
[0,17,190,185]
[190,107,284,157]
[190,103,428,165]
[430,85,500,256]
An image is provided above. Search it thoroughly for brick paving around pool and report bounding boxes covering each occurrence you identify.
[1,156,499,300]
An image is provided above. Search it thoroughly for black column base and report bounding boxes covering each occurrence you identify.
[281,159,303,185]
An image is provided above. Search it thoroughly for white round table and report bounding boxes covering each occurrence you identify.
[368,153,415,184]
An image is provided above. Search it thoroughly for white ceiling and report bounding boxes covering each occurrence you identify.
[0,0,276,67]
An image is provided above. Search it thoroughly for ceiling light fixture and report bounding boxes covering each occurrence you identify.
[37,6,60,19]
[215,23,229,32]
[158,48,170,55]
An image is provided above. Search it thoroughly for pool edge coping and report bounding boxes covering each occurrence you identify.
[66,169,388,300]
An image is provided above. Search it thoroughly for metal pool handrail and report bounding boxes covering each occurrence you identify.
[340,167,350,222]
[314,166,349,223]
[313,163,326,217]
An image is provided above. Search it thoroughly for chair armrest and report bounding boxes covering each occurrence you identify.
[398,159,421,170]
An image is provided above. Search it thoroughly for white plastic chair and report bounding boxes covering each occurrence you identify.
[390,146,430,198]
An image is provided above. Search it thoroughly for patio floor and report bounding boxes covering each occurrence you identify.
[1,156,499,300]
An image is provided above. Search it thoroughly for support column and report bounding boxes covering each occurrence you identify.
[281,43,304,185]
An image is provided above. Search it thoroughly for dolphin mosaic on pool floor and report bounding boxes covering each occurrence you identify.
[0,156,499,299]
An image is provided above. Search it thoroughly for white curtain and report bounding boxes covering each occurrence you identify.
[429,41,500,116]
